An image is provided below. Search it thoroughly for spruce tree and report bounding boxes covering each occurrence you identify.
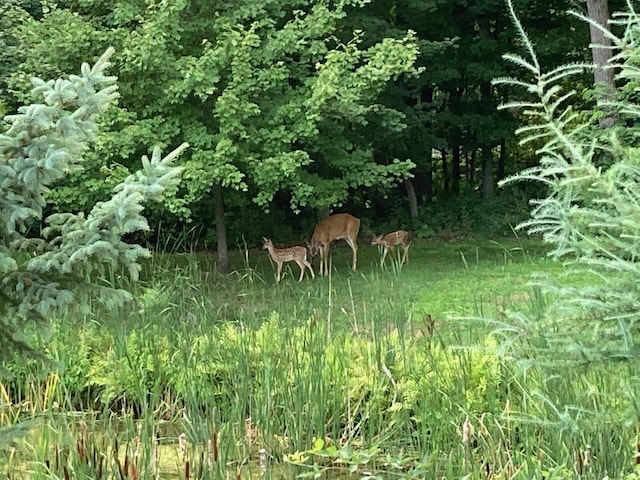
[0,48,185,364]
[493,0,640,364]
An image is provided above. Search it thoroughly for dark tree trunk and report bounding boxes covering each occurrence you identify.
[451,145,461,194]
[497,138,506,180]
[468,149,476,185]
[317,206,330,220]
[440,149,449,195]
[481,146,494,199]
[404,179,419,221]
[479,15,495,198]
[587,0,616,127]
[213,183,228,274]
[424,156,433,203]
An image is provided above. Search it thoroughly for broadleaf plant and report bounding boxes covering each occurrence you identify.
[0,48,186,365]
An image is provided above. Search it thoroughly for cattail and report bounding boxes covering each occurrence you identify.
[425,314,435,339]
[574,448,583,475]
[54,444,59,471]
[212,431,219,462]
[76,421,87,465]
[123,446,130,477]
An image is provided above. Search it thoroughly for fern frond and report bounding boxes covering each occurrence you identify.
[498,101,544,111]
[492,76,537,92]
[541,63,591,85]
[569,11,621,46]
[501,53,540,75]
[506,0,541,74]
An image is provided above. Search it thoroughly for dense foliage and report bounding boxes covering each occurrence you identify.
[1,1,420,242]
[0,0,628,247]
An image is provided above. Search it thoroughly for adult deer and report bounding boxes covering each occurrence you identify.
[263,238,315,282]
[371,230,410,266]
[308,213,360,276]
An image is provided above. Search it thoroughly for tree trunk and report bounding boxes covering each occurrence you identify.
[586,0,616,127]
[497,138,506,181]
[404,179,419,221]
[213,183,229,274]
[451,144,461,194]
[317,206,331,220]
[440,149,449,195]
[468,149,476,185]
[424,154,433,203]
[481,146,494,199]
[478,15,495,198]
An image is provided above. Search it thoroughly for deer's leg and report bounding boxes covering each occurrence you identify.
[402,245,409,264]
[381,247,388,266]
[352,244,358,271]
[321,245,329,276]
[304,259,315,279]
[296,261,305,282]
[276,262,283,282]
[345,238,358,271]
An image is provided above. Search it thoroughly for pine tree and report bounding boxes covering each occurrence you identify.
[0,48,185,364]
[493,0,640,365]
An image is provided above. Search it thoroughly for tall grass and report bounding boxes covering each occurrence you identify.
[1,238,638,478]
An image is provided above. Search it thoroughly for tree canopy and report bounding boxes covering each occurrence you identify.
[0,0,631,248]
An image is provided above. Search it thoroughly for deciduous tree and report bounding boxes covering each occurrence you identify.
[4,0,422,272]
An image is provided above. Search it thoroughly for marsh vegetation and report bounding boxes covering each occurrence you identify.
[1,238,634,479]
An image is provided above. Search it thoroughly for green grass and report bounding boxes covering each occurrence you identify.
[1,236,637,479]
[146,236,553,322]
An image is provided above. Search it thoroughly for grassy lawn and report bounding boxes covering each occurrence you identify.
[150,235,587,342]
[148,235,553,315]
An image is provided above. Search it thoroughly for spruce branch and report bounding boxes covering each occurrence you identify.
[0,49,186,363]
